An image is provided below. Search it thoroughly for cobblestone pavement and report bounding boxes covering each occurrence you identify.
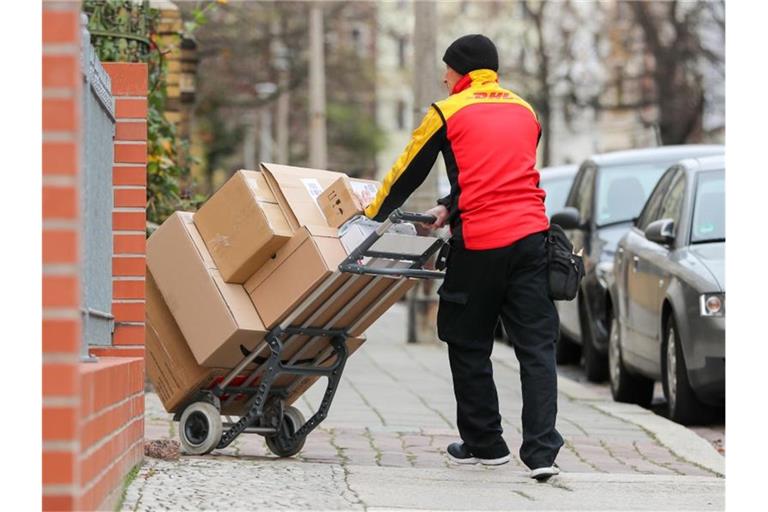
[124,304,724,511]
[556,363,726,456]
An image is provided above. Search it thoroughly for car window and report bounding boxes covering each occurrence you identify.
[570,166,595,222]
[595,162,671,226]
[542,177,575,217]
[636,168,676,231]
[656,171,686,225]
[691,170,725,243]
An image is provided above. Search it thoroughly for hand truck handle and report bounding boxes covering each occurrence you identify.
[389,209,437,225]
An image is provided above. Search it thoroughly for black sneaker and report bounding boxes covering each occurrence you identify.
[530,464,560,481]
[447,442,478,464]
[447,442,511,466]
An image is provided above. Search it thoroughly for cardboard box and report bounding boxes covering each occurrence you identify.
[193,170,293,283]
[244,224,347,328]
[147,212,268,367]
[259,163,349,229]
[244,222,417,334]
[317,175,380,228]
[147,267,365,415]
[145,269,251,415]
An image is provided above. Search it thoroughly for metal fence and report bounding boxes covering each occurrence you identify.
[80,15,115,360]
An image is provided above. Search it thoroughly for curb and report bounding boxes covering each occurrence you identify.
[490,343,725,477]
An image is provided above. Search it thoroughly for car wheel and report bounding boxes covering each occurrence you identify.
[662,316,709,425]
[579,296,608,382]
[609,314,654,407]
[556,330,581,365]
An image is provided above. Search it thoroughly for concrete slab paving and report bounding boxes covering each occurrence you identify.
[123,304,724,511]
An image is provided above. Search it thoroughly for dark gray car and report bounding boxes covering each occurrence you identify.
[550,145,724,382]
[609,155,724,424]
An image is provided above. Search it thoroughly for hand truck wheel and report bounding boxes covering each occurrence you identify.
[265,405,306,457]
[179,401,223,455]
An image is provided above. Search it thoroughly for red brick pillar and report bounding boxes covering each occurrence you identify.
[43,5,149,508]
[42,3,83,510]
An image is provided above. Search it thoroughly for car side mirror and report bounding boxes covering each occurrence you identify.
[644,219,675,245]
[551,207,582,230]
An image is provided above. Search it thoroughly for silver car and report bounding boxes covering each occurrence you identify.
[610,155,725,424]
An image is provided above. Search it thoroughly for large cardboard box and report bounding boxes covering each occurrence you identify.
[145,269,252,415]
[193,170,293,283]
[244,225,347,328]
[317,175,380,228]
[244,223,417,334]
[147,212,268,367]
[147,268,365,414]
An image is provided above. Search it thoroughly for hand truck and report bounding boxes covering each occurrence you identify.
[173,210,445,457]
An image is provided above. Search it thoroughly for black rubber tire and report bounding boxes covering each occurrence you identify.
[662,316,711,425]
[556,331,581,365]
[579,297,608,382]
[265,406,307,457]
[609,315,654,407]
[179,401,222,455]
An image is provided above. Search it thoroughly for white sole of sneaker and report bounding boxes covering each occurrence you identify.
[479,455,511,466]
[530,466,560,480]
[447,453,479,464]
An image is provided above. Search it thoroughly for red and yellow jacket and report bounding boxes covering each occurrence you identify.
[364,69,548,250]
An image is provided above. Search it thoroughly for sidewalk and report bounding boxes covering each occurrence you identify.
[126,304,724,511]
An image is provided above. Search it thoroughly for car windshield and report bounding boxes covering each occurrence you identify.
[595,162,672,226]
[691,170,725,243]
[541,177,574,218]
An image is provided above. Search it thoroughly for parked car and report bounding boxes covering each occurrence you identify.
[609,155,724,424]
[550,145,724,382]
[496,164,578,343]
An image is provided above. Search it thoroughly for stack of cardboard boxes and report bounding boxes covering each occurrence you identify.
[145,163,418,415]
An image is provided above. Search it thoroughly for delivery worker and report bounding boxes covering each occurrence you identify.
[363,34,563,481]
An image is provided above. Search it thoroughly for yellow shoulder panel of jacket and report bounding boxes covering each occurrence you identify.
[364,106,444,220]
[434,84,538,122]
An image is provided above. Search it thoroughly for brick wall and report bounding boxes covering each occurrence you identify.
[43,4,148,510]
[42,3,83,510]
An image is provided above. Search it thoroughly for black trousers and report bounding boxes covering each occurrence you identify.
[437,231,564,468]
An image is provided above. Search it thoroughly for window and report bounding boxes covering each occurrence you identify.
[397,36,407,70]
[595,162,673,227]
[636,168,676,231]
[542,177,575,218]
[690,170,725,243]
[568,165,595,223]
[657,171,686,224]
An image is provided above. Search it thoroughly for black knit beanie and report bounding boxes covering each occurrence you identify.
[442,34,499,75]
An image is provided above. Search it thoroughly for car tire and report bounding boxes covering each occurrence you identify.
[579,295,608,382]
[662,315,710,425]
[609,314,654,407]
[556,331,581,365]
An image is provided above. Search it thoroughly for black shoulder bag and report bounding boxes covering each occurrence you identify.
[546,224,585,301]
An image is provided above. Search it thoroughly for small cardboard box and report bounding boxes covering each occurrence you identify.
[317,175,380,228]
[244,224,347,328]
[145,269,252,415]
[147,212,268,367]
[260,163,348,229]
[193,170,293,283]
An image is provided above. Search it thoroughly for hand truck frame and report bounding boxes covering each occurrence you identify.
[173,210,445,457]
